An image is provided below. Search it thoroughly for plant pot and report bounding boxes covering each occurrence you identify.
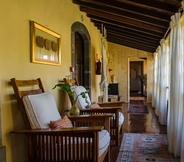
[111,75,115,83]
[69,104,80,116]
[144,88,147,96]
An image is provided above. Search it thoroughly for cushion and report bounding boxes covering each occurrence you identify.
[99,130,110,157]
[86,102,100,109]
[74,86,91,110]
[110,112,124,126]
[50,115,73,128]
[118,112,124,125]
[23,92,61,129]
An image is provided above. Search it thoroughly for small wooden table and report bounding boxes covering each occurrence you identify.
[98,95,119,102]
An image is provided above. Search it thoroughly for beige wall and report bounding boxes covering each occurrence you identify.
[0,1,154,162]
[0,0,103,161]
[107,42,154,103]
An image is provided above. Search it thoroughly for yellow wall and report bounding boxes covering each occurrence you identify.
[0,1,154,161]
[108,42,154,103]
[0,0,103,161]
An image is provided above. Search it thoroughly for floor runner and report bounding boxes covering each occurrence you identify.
[128,104,148,114]
[116,133,180,162]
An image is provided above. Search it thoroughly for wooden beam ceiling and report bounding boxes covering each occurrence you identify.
[72,0,182,53]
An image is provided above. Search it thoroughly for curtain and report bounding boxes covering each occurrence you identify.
[158,39,168,125]
[151,52,158,108]
[100,37,108,102]
[181,3,184,161]
[167,12,183,157]
[152,39,169,125]
[155,46,161,117]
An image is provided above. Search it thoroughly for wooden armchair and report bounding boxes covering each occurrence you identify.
[10,78,112,162]
[64,78,124,146]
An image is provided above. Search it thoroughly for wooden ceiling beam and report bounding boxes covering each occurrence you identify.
[85,9,167,33]
[72,0,181,53]
[74,0,176,19]
[94,24,160,45]
[80,6,169,28]
[93,20,162,40]
[107,38,155,53]
[107,35,158,49]
[106,31,159,46]
[156,0,182,6]
[74,0,171,23]
[89,15,166,36]
[117,0,179,14]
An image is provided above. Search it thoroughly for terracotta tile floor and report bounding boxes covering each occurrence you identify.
[110,100,167,162]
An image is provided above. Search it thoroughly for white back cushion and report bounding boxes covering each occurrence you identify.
[23,92,61,129]
[74,86,91,110]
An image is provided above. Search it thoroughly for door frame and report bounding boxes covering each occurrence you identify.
[128,57,147,102]
[71,22,91,95]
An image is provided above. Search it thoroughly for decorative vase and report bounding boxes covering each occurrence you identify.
[111,75,115,83]
[69,103,80,116]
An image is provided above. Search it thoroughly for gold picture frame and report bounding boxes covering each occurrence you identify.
[30,21,61,66]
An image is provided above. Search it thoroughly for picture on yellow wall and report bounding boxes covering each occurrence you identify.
[30,21,61,66]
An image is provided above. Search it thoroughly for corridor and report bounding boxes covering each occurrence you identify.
[110,99,167,161]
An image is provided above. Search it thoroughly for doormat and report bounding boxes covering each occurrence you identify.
[130,96,146,100]
[130,100,144,104]
[128,104,148,114]
[116,133,180,162]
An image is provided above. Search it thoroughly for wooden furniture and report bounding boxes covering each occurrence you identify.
[10,78,112,162]
[63,77,79,86]
[64,78,124,146]
[98,95,119,102]
[79,97,124,146]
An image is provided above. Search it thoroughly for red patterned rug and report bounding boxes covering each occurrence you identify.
[128,104,148,114]
[116,133,180,162]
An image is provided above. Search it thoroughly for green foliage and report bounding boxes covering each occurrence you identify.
[137,74,147,88]
[53,83,89,105]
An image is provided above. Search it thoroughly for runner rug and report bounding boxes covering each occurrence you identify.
[128,104,148,114]
[116,133,180,162]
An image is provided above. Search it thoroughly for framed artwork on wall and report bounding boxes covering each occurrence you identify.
[30,21,61,66]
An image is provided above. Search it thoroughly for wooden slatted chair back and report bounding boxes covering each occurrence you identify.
[10,78,45,128]
[63,78,79,86]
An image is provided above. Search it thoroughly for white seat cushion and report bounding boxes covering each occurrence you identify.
[118,112,124,125]
[99,130,110,157]
[111,112,124,126]
[23,92,61,129]
[74,86,91,110]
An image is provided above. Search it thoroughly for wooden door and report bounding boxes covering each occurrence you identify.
[130,61,143,96]
[75,32,84,86]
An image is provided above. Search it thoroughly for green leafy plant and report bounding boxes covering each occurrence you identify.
[53,83,90,106]
[137,74,147,88]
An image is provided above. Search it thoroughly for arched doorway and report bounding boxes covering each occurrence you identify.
[71,22,91,95]
[75,31,84,86]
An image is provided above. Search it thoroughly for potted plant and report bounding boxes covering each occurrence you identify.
[53,83,89,115]
[137,74,147,96]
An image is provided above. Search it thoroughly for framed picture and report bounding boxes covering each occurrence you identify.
[30,21,61,66]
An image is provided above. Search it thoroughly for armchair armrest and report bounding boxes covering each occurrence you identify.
[79,108,121,129]
[98,101,123,107]
[68,114,113,132]
[80,107,121,114]
[11,126,104,134]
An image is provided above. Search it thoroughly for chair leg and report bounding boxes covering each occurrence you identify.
[115,128,119,146]
[119,125,123,134]
[104,146,110,162]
